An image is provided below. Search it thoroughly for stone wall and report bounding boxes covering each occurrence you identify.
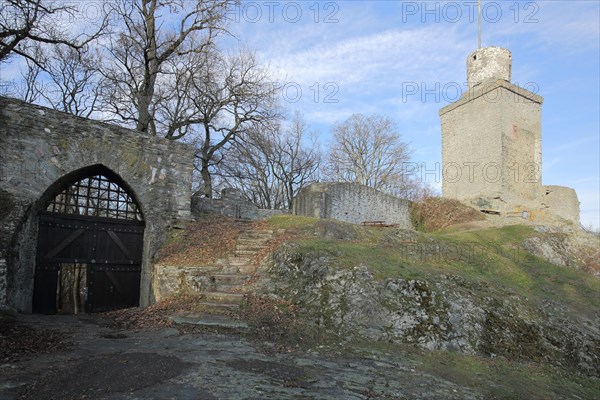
[192,188,287,220]
[467,47,512,89]
[440,79,543,210]
[0,97,194,311]
[542,186,580,225]
[293,182,413,228]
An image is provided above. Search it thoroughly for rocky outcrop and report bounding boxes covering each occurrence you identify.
[256,244,600,377]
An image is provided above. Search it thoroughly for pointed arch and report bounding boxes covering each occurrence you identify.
[32,164,146,314]
[39,164,145,222]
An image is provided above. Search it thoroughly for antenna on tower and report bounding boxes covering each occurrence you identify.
[478,0,482,48]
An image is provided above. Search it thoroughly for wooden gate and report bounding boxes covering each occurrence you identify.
[33,173,145,314]
[33,213,144,313]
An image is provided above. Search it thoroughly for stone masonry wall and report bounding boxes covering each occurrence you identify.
[440,80,543,211]
[293,182,413,228]
[542,185,580,225]
[467,47,512,89]
[440,47,579,225]
[191,188,287,220]
[0,97,194,311]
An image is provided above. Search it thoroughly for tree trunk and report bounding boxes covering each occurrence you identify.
[136,94,152,133]
[201,158,213,198]
[288,181,294,210]
[135,0,158,134]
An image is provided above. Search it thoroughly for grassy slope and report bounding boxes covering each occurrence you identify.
[266,215,600,399]
[268,216,598,318]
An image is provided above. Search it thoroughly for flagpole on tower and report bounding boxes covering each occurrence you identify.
[478,0,482,48]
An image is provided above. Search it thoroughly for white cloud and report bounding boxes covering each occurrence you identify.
[262,24,471,91]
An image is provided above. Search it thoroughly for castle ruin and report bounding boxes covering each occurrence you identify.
[439,47,580,225]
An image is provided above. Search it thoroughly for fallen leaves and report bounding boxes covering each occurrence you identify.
[0,320,72,362]
[102,294,205,330]
[156,216,242,266]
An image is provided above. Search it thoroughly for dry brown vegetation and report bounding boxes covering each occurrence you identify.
[156,216,242,265]
[240,294,323,347]
[102,294,206,330]
[0,320,71,362]
[411,197,485,232]
[572,244,600,276]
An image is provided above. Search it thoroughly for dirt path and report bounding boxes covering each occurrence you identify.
[1,315,480,400]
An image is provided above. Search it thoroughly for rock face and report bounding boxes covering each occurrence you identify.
[258,244,599,377]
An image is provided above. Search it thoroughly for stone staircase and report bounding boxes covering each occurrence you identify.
[168,220,276,328]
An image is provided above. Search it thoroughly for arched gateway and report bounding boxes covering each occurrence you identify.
[0,97,194,313]
[33,170,145,314]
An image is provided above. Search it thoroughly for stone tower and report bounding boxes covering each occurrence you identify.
[439,47,580,224]
[440,46,543,212]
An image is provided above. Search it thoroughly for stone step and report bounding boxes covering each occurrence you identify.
[220,264,256,274]
[238,233,273,239]
[230,249,261,257]
[157,264,224,273]
[237,237,268,243]
[234,241,267,250]
[238,235,271,241]
[211,274,251,285]
[214,262,255,272]
[202,291,244,303]
[225,256,257,265]
[212,283,246,293]
[195,301,240,313]
[170,313,248,330]
[215,258,250,266]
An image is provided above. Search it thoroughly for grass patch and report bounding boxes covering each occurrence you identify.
[417,349,600,400]
[268,215,320,230]
[436,225,599,316]
[273,219,598,317]
[349,341,600,400]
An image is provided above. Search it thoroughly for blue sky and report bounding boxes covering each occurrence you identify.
[1,1,598,228]
[223,0,600,228]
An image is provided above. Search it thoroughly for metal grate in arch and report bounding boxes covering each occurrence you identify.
[46,174,142,221]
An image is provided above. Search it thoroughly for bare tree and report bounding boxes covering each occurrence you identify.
[218,112,320,209]
[384,172,437,202]
[101,0,232,135]
[13,43,44,102]
[163,48,280,198]
[325,114,410,190]
[219,127,284,209]
[0,0,108,64]
[17,43,103,117]
[324,113,432,201]
[271,112,321,209]
[323,113,433,200]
